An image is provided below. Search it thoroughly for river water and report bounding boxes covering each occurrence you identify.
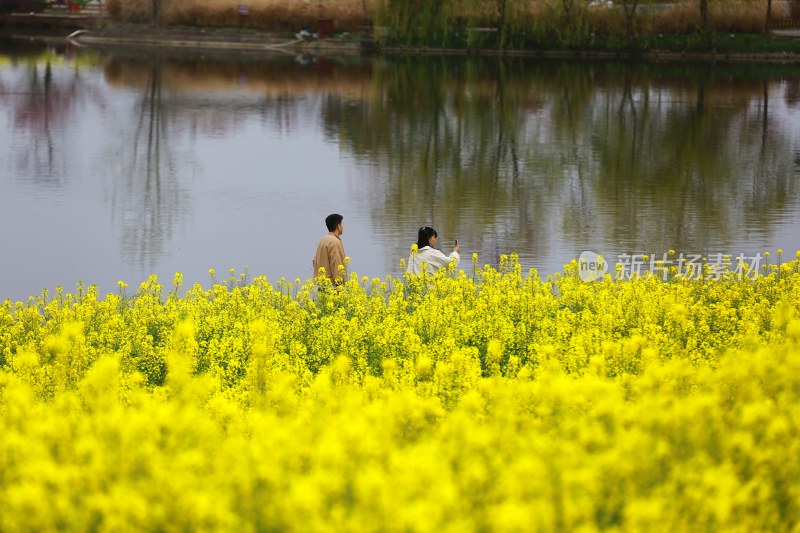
[1,39,799,302]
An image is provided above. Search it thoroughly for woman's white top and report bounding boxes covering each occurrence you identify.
[406,246,460,274]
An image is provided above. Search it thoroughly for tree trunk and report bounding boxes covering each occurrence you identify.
[699,0,708,31]
[621,0,639,40]
[765,0,773,32]
[152,0,161,27]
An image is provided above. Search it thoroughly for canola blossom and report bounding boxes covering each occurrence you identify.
[1,253,800,531]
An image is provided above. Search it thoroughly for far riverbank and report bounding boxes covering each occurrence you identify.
[63,22,800,63]
[3,7,800,63]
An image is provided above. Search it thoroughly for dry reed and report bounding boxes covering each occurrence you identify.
[655,0,794,34]
[107,0,376,31]
[105,0,798,38]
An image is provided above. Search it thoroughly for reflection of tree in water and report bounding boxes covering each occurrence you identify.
[593,65,797,254]
[104,54,374,136]
[5,54,100,185]
[325,59,800,269]
[324,58,540,263]
[113,57,185,272]
[96,53,799,273]
[584,66,784,252]
[104,54,366,271]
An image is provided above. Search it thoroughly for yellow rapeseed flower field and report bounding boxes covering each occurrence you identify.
[1,253,799,531]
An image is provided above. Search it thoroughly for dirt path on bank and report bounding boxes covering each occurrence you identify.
[71,22,364,55]
[51,20,800,62]
[773,29,800,38]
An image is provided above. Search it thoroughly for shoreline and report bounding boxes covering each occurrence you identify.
[74,25,800,63]
[71,32,365,55]
[2,14,800,62]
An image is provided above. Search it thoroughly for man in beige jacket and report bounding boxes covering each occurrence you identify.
[313,213,346,285]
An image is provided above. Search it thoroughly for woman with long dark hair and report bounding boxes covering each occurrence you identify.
[406,226,460,274]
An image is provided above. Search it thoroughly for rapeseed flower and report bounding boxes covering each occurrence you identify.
[0,253,798,530]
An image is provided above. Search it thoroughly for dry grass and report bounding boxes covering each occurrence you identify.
[651,3,703,34]
[655,0,794,34]
[107,0,376,31]
[584,0,786,36]
[106,0,796,35]
[712,0,770,32]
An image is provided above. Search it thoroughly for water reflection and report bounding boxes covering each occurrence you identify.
[111,58,183,272]
[327,58,800,271]
[5,53,95,185]
[98,53,376,276]
[1,48,799,301]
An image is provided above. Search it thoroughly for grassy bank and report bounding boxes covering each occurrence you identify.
[103,0,800,51]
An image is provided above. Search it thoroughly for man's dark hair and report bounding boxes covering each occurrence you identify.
[416,226,437,249]
[325,214,343,232]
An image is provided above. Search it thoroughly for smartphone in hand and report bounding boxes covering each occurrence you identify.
[455,239,458,246]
